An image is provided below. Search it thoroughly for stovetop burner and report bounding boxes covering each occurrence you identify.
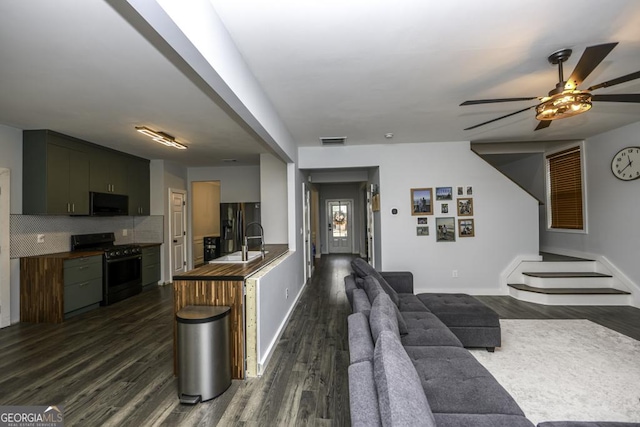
[71,233,141,259]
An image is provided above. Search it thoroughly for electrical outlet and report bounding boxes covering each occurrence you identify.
[452,270,458,278]
[122,229,128,237]
[37,234,45,244]
[286,288,289,299]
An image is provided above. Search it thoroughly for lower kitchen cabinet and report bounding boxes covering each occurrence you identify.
[142,245,161,288]
[63,256,102,314]
[20,253,103,323]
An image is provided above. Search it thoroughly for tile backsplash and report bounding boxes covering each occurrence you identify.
[10,215,164,258]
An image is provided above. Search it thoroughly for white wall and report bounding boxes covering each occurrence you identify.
[0,124,23,324]
[299,141,540,294]
[188,165,260,202]
[541,121,640,299]
[260,154,288,244]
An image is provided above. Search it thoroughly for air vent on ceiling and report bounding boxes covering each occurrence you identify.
[319,136,347,145]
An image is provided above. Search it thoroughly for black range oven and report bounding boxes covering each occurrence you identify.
[71,233,143,306]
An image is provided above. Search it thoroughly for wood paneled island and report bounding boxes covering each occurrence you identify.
[172,244,288,379]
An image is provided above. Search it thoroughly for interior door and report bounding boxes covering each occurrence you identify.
[170,190,187,275]
[327,200,353,254]
[303,183,313,280]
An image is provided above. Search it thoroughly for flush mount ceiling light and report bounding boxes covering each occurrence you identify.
[135,126,187,150]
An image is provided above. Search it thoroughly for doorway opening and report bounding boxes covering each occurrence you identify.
[0,168,10,328]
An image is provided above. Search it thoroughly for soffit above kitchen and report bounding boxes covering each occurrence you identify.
[0,0,268,167]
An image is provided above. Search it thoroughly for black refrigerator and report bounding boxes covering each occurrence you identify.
[220,202,261,255]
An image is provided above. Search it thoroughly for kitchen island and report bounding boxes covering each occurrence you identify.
[172,244,289,379]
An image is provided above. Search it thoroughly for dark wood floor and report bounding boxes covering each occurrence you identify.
[1,254,639,426]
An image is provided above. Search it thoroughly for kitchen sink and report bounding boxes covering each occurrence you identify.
[209,251,268,264]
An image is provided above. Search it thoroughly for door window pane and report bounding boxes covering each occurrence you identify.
[332,204,348,237]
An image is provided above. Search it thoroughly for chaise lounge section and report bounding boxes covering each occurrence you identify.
[345,258,640,427]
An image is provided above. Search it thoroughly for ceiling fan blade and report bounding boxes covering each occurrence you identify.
[566,43,618,89]
[592,94,640,103]
[460,97,538,106]
[588,71,640,91]
[463,105,536,131]
[535,120,552,131]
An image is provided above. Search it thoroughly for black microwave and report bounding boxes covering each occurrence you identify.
[90,192,129,216]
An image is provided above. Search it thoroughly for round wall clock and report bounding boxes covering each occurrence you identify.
[611,146,640,181]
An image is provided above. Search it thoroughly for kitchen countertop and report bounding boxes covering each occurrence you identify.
[173,244,289,281]
[24,242,163,260]
[25,250,105,260]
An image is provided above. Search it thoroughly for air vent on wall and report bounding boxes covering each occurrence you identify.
[319,136,347,145]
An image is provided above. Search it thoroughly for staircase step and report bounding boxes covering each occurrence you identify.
[523,272,612,278]
[540,252,594,262]
[508,283,630,295]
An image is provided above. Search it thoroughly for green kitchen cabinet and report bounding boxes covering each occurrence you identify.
[23,130,90,215]
[142,245,161,288]
[127,158,150,215]
[89,149,128,195]
[64,255,103,315]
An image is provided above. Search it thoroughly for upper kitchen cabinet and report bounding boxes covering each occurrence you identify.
[127,157,150,215]
[89,149,128,195]
[23,130,90,215]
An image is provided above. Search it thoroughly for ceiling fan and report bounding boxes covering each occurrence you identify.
[460,42,640,131]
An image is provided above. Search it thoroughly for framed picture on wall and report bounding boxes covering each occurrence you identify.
[436,187,453,200]
[417,217,428,224]
[457,198,473,216]
[441,203,449,214]
[417,226,429,236]
[458,219,475,237]
[436,217,455,242]
[411,188,433,215]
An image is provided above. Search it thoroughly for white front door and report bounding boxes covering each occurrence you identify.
[327,199,353,254]
[170,190,187,275]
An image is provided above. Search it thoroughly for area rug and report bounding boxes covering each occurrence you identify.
[470,319,640,424]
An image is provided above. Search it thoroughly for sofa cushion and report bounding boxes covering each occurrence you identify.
[352,289,372,317]
[363,276,384,304]
[404,345,526,416]
[417,293,500,328]
[344,274,358,308]
[348,360,382,427]
[369,293,400,343]
[352,258,400,307]
[373,331,437,427]
[400,312,463,347]
[435,413,534,427]
[398,293,430,312]
[364,277,407,335]
[393,304,409,335]
[348,313,374,364]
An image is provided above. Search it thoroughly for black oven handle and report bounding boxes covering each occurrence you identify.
[105,255,142,263]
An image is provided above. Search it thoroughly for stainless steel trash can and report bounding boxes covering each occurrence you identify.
[177,305,231,404]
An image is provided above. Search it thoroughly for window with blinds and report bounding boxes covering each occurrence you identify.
[546,146,584,230]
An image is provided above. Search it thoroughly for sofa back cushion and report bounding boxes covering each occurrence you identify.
[352,258,400,307]
[369,293,400,343]
[348,360,382,427]
[364,277,408,335]
[353,289,372,317]
[348,313,374,364]
[374,331,437,427]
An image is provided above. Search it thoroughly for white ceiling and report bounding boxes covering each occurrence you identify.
[1,0,640,168]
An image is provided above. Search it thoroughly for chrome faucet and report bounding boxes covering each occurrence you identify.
[244,222,265,259]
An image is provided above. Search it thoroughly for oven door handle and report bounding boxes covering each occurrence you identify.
[105,255,142,263]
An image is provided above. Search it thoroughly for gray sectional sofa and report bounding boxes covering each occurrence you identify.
[345,258,640,427]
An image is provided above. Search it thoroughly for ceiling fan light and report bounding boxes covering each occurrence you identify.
[535,91,592,121]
